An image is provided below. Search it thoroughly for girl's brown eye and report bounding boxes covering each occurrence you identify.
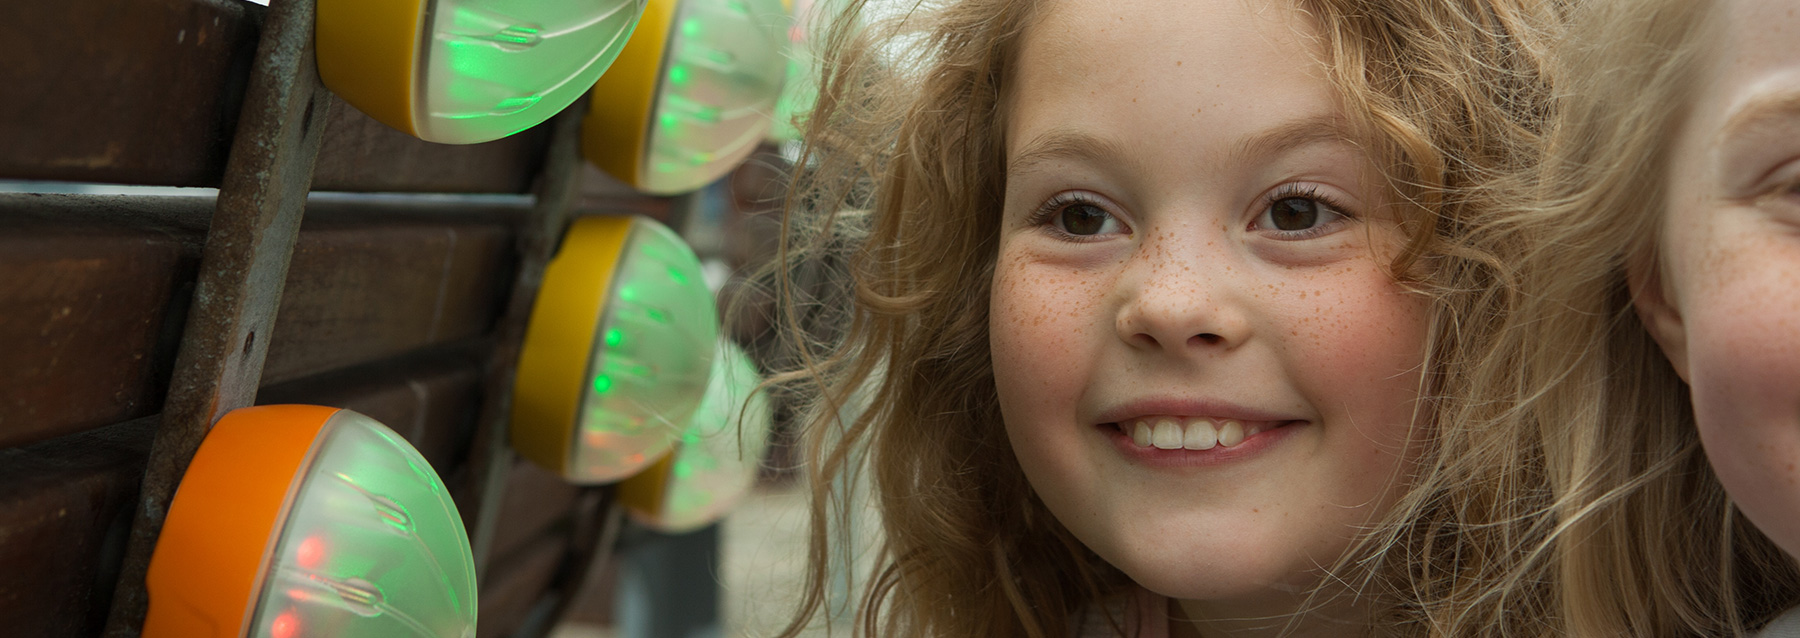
[1060,203,1111,235]
[1268,197,1320,231]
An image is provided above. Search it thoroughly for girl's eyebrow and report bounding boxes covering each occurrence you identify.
[1007,128,1138,179]
[1230,116,1356,165]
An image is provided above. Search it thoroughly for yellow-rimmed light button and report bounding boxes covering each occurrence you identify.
[512,215,719,483]
[619,340,772,532]
[318,0,650,144]
[582,0,790,194]
[144,405,476,638]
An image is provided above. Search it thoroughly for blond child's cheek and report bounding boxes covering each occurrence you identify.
[1681,224,1800,555]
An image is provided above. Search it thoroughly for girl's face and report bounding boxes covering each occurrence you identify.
[1637,0,1800,558]
[990,0,1427,630]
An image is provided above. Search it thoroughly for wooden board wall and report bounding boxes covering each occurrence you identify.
[0,0,711,635]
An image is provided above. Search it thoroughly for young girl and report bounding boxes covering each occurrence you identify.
[764,0,1560,636]
[1459,0,1800,634]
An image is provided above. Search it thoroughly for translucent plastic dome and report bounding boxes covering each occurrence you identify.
[319,0,649,144]
[419,0,648,142]
[567,219,719,482]
[249,410,476,638]
[628,340,773,532]
[637,0,790,193]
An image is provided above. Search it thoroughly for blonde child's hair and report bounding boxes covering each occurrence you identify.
[1441,0,1800,634]
[758,0,1569,636]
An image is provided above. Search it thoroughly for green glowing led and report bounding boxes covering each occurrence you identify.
[250,410,475,637]
[566,217,719,484]
[423,1,649,142]
[681,18,701,37]
[669,65,692,85]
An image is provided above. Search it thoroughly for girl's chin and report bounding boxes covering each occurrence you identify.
[1108,548,1329,605]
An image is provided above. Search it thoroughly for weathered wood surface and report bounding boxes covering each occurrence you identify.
[0,418,155,638]
[256,345,485,472]
[0,0,552,191]
[0,196,207,448]
[487,460,582,565]
[262,210,519,384]
[0,0,261,187]
[478,533,571,638]
[311,100,551,193]
[0,194,524,449]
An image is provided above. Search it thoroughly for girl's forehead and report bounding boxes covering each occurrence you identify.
[1004,0,1347,172]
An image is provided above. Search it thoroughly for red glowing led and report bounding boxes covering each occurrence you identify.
[269,609,300,638]
[295,535,326,570]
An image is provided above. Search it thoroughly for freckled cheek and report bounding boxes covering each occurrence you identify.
[989,258,1107,428]
[1284,274,1428,379]
[1287,276,1429,449]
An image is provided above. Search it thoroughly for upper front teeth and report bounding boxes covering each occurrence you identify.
[1130,418,1251,450]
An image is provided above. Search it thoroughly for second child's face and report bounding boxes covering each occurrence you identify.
[990,0,1427,629]
[1641,0,1800,558]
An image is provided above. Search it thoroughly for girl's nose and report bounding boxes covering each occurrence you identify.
[1114,245,1251,354]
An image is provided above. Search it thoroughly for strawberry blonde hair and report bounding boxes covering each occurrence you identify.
[757,0,1575,636]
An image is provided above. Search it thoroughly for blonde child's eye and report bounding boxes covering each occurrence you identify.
[1029,193,1126,239]
[1059,202,1117,235]
[1253,187,1354,239]
[1268,197,1328,230]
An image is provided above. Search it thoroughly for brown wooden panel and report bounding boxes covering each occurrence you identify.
[261,214,517,385]
[478,534,570,638]
[0,196,207,448]
[256,346,484,472]
[311,97,552,194]
[487,460,582,565]
[0,0,261,186]
[573,164,678,222]
[0,418,154,638]
[0,194,521,447]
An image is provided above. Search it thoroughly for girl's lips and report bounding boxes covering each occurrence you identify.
[1097,420,1304,467]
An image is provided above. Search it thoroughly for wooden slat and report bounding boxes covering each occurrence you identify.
[478,534,571,638]
[262,212,517,384]
[0,0,551,191]
[0,419,154,638]
[573,164,678,222]
[0,194,523,448]
[487,460,582,565]
[311,98,552,194]
[256,346,484,472]
[0,196,207,448]
[0,0,262,187]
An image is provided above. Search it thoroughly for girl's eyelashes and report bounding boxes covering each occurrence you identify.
[1026,191,1128,240]
[1251,184,1357,240]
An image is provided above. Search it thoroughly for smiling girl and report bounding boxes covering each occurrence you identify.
[767,0,1557,636]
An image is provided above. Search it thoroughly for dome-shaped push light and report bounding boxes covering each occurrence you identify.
[143,405,475,638]
[619,340,772,532]
[513,215,719,484]
[317,0,650,144]
[582,0,790,194]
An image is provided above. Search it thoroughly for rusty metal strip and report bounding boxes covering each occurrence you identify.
[100,0,331,634]
[462,103,589,579]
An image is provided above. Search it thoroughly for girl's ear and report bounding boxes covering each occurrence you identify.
[1628,254,1691,383]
